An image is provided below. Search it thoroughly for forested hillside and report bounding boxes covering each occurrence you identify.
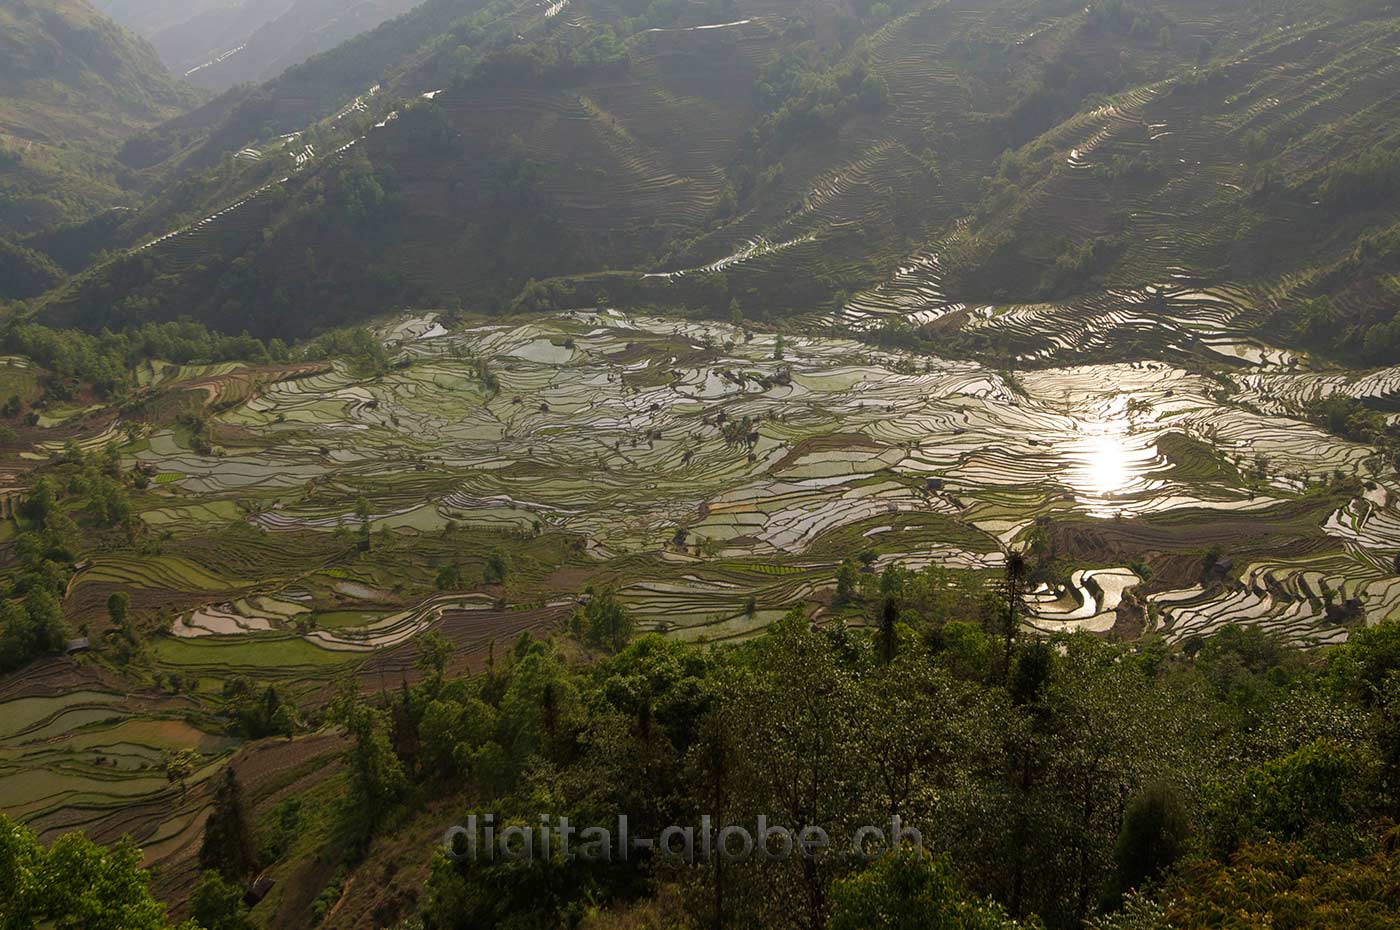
[11,0,1396,362]
[101,0,504,177]
[0,0,190,129]
[92,0,239,37]
[6,3,1400,930]
[0,0,195,242]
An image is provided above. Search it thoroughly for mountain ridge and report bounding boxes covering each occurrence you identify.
[0,0,197,255]
[16,0,1400,371]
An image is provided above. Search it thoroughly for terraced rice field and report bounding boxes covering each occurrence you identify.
[19,305,1388,862]
[19,3,1400,915]
[0,663,235,848]
[106,309,1400,653]
[0,660,348,903]
[12,308,1400,883]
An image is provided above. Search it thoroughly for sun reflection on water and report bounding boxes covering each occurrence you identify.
[1084,429,1132,497]
[1066,421,1157,516]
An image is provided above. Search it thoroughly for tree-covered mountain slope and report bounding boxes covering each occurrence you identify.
[0,0,191,127]
[93,0,297,74]
[91,0,238,37]
[0,0,502,291]
[110,0,507,177]
[0,0,196,241]
[186,0,429,93]
[26,0,1400,366]
[6,0,582,269]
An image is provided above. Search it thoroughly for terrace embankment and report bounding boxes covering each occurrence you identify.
[1045,500,1341,592]
[119,310,1400,650]
[10,307,1400,881]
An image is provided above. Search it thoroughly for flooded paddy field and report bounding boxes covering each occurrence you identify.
[118,310,1400,651]
[16,306,1400,878]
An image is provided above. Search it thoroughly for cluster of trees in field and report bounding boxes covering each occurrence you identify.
[1085,0,1173,40]
[282,558,1400,930]
[757,49,890,143]
[1302,392,1400,479]
[222,676,301,741]
[1305,393,1397,447]
[0,321,286,399]
[5,556,1400,928]
[463,26,631,88]
[1284,276,1400,366]
[1317,143,1400,212]
[728,43,890,207]
[0,443,142,672]
[304,325,391,375]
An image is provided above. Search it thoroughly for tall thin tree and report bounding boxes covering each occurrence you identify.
[878,595,899,665]
[1003,550,1028,685]
[199,768,258,882]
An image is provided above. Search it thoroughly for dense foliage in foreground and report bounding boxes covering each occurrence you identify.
[231,588,1400,930]
[7,565,1400,929]
[0,815,196,930]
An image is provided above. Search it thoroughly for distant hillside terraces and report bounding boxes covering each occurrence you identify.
[24,0,1400,371]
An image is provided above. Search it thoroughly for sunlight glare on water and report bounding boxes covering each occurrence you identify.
[1065,419,1157,516]
[1086,428,1132,497]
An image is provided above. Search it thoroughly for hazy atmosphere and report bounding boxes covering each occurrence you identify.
[2,0,1400,928]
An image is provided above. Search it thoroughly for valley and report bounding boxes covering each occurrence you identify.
[5,1,1400,928]
[6,305,1400,914]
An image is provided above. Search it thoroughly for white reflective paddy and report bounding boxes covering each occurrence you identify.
[135,311,1400,643]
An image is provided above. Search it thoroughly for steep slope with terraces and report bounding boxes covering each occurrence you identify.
[923,4,1400,366]
[29,0,1400,358]
[13,6,1400,930]
[111,0,518,176]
